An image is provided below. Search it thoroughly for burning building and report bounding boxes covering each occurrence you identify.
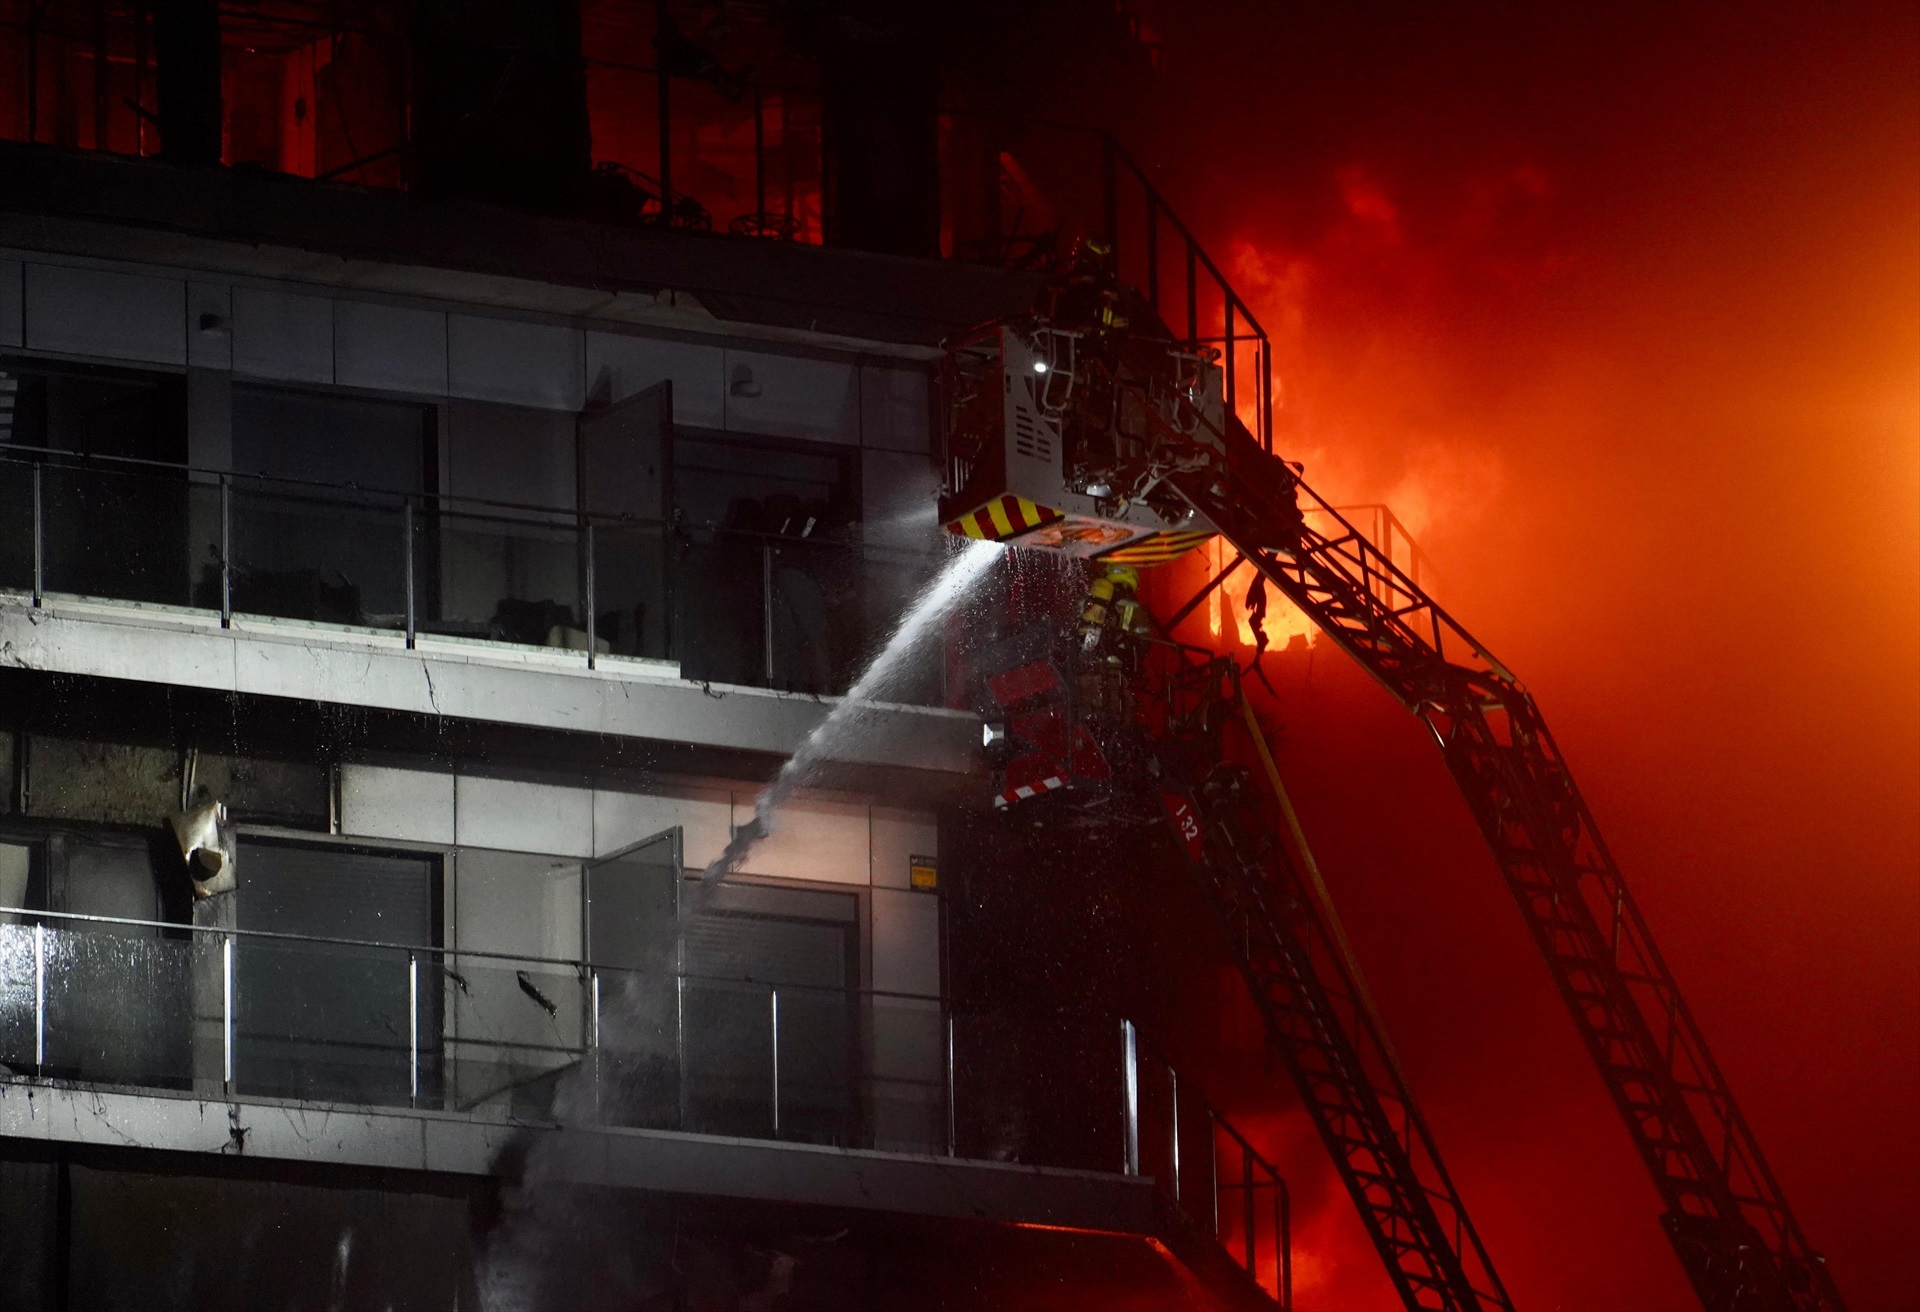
[0,2,1865,1311]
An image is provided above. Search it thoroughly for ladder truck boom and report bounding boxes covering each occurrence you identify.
[940,249,1845,1312]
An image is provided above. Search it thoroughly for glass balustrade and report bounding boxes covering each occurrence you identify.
[0,452,955,705]
[0,911,1288,1300]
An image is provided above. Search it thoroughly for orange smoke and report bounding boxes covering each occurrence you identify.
[1131,4,1920,1305]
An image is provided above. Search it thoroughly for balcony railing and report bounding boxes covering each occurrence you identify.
[0,909,1288,1301]
[1125,1021,1294,1309]
[0,448,950,704]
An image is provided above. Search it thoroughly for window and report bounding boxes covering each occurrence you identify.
[0,358,187,464]
[225,386,434,628]
[234,839,441,1107]
[672,430,863,691]
[0,359,190,605]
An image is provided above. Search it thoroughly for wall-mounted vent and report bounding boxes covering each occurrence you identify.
[1012,403,1053,463]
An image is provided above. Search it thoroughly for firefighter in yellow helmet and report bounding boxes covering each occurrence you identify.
[1074,562,1149,717]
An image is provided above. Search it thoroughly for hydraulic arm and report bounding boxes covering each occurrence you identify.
[1149,660,1515,1312]
[1163,399,1845,1312]
[942,251,1846,1311]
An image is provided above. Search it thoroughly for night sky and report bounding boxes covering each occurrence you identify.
[1119,3,1917,1309]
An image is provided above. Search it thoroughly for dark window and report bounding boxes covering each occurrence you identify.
[673,431,858,537]
[672,430,862,691]
[0,358,187,464]
[224,386,433,628]
[13,829,195,1090]
[235,839,441,1107]
[0,359,191,606]
[231,385,432,493]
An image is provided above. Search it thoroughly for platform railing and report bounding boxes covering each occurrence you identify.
[0,907,948,1156]
[0,447,950,703]
[1124,1020,1293,1309]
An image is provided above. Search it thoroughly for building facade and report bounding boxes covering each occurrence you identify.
[0,4,1286,1309]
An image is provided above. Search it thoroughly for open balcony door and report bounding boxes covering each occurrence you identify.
[583,826,683,1127]
[577,382,673,661]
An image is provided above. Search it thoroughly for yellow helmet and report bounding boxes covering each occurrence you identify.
[1103,564,1141,591]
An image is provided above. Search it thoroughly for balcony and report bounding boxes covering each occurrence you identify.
[0,446,946,697]
[0,908,1292,1307]
[0,447,981,779]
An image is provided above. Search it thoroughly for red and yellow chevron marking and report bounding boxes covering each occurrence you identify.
[1098,530,1215,566]
[944,495,1062,542]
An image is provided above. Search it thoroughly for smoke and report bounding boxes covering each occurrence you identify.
[695,538,1002,897]
[1132,3,1920,1308]
[476,538,1001,1309]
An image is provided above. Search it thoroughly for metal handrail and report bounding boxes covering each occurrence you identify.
[0,907,933,1002]
[1120,1018,1293,1307]
[3,443,954,697]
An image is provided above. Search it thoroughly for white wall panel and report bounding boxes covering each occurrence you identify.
[449,315,585,410]
[187,282,232,370]
[231,286,334,383]
[25,263,185,365]
[456,774,594,857]
[335,300,447,396]
[0,260,21,348]
[452,848,582,961]
[584,331,723,428]
[592,787,729,868]
[870,887,941,997]
[730,793,869,884]
[859,364,931,453]
[339,765,455,846]
[723,349,858,444]
[870,806,938,890]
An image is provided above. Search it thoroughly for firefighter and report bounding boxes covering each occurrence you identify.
[1076,562,1151,720]
[1077,563,1147,648]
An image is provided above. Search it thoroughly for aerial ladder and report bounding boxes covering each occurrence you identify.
[939,246,1846,1312]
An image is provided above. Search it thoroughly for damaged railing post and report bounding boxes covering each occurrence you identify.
[219,473,232,628]
[222,932,234,1094]
[761,543,775,686]
[1122,1019,1140,1175]
[1209,1109,1220,1237]
[1170,1064,1182,1204]
[583,519,597,670]
[1278,1173,1293,1309]
[1244,1152,1257,1279]
[403,495,416,649]
[408,951,419,1107]
[945,1010,957,1158]
[30,461,43,606]
[769,986,781,1138]
[589,968,602,1123]
[32,922,45,1072]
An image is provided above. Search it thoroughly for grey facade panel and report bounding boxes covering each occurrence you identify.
[187,282,232,370]
[722,348,859,444]
[871,886,943,998]
[335,300,448,396]
[339,764,457,847]
[24,263,186,365]
[231,286,334,384]
[455,774,595,859]
[448,313,585,410]
[860,363,933,453]
[0,258,21,347]
[585,330,724,428]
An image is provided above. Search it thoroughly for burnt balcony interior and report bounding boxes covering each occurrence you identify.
[0,352,949,702]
